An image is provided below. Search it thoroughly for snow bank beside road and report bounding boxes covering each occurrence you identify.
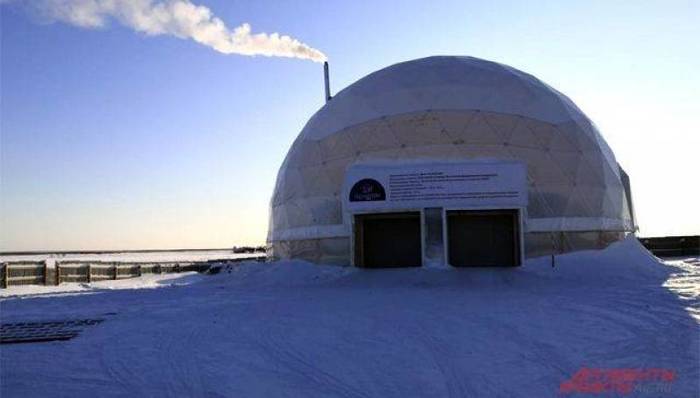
[525,235,672,282]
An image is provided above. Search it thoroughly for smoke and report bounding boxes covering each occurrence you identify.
[16,0,327,62]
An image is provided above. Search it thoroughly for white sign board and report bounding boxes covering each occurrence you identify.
[343,161,527,212]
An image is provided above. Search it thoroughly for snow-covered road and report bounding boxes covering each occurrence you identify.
[1,238,698,397]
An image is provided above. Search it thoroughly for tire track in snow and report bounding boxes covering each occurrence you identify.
[98,319,144,396]
[160,321,207,397]
[415,323,477,398]
[252,324,372,398]
[553,289,697,368]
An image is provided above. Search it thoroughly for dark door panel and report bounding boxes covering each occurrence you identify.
[355,212,422,268]
[447,210,519,267]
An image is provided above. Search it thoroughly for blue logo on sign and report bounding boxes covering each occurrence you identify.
[349,179,386,202]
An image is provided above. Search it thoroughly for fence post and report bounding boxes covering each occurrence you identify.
[44,261,49,286]
[2,263,7,289]
[549,232,556,268]
[559,232,565,254]
[175,263,180,273]
[137,264,142,277]
[56,263,61,286]
[87,264,91,283]
[113,264,118,280]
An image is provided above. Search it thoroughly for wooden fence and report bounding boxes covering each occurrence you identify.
[0,256,265,289]
[1,261,48,287]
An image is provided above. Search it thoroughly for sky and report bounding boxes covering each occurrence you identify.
[1,0,698,251]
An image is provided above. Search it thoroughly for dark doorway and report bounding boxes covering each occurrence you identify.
[446,210,520,267]
[354,212,422,268]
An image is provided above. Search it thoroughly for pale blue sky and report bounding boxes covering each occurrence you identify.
[1,0,698,251]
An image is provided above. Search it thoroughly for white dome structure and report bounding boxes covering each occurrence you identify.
[268,56,635,266]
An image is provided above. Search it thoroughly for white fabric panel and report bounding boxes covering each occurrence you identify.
[302,57,590,141]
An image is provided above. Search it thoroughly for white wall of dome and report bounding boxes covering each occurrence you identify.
[268,56,635,265]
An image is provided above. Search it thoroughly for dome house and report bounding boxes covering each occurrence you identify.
[268,56,636,267]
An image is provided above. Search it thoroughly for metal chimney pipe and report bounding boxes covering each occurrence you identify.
[323,62,331,103]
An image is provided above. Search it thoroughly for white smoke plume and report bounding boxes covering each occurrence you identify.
[16,0,327,62]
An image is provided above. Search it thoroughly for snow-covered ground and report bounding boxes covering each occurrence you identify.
[0,250,260,265]
[1,238,698,397]
[0,272,207,298]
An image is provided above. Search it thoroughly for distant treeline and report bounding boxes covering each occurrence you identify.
[639,235,699,257]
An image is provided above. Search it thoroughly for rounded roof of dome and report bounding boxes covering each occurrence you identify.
[301,56,589,140]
